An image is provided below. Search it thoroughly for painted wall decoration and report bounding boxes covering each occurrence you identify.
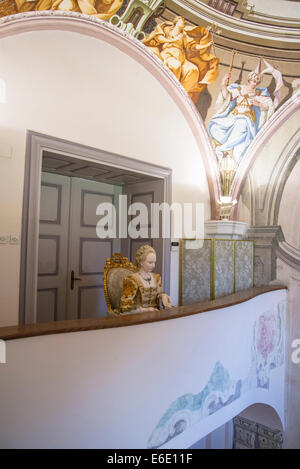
[0,3,220,104]
[10,0,124,20]
[180,239,254,304]
[109,0,165,40]
[148,361,242,448]
[209,66,277,165]
[147,302,285,448]
[142,17,219,103]
[208,57,284,198]
[252,308,285,389]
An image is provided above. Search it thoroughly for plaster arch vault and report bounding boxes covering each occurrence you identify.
[0,11,222,218]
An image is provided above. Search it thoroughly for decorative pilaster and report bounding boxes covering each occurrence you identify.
[246,226,284,286]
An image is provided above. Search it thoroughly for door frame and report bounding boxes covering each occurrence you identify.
[20,130,172,324]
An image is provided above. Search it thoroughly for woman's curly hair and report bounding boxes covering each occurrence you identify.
[134,245,156,268]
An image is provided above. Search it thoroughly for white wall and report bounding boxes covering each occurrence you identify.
[0,289,286,448]
[277,259,300,448]
[0,29,211,326]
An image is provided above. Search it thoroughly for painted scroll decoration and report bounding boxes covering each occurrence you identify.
[147,302,285,449]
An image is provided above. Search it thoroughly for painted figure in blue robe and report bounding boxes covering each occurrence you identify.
[208,71,274,164]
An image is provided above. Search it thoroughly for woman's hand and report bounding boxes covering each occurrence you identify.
[161,293,172,309]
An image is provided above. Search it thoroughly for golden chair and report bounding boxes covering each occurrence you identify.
[103,253,137,316]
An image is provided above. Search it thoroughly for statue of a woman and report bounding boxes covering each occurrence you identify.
[120,245,171,314]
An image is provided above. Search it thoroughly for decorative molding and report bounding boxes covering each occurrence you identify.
[277,241,300,272]
[130,190,154,224]
[0,10,221,219]
[247,225,285,241]
[247,225,285,285]
[40,182,62,225]
[38,234,60,276]
[80,190,114,228]
[37,287,58,322]
[205,220,248,239]
[201,0,300,27]
[79,237,113,275]
[168,0,300,46]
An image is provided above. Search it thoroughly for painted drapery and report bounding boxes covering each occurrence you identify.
[14,0,123,20]
[208,83,274,164]
[142,17,219,103]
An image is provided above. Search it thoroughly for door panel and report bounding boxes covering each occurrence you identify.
[79,238,112,275]
[67,178,121,319]
[36,289,58,323]
[37,173,70,322]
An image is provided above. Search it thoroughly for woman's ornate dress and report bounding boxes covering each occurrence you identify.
[120,272,164,313]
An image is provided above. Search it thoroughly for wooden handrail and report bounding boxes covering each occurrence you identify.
[0,285,287,341]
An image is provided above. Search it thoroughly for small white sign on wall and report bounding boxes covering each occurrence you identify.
[0,339,6,364]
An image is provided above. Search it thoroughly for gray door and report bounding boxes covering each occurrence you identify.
[37,173,70,322]
[67,177,121,319]
[37,173,121,321]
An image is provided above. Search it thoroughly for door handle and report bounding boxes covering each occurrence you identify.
[71,270,82,290]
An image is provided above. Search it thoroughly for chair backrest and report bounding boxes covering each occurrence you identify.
[103,253,137,315]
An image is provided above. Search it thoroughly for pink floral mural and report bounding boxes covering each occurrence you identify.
[256,315,277,365]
